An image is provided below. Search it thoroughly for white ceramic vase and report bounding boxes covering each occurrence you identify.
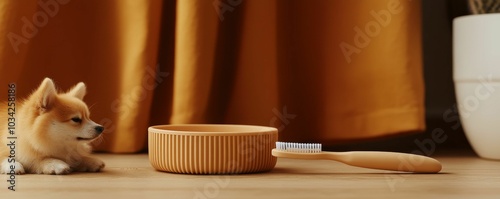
[453,13,500,160]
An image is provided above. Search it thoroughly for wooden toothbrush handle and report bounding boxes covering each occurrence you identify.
[326,151,442,173]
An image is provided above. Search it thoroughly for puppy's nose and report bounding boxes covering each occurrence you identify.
[95,126,104,134]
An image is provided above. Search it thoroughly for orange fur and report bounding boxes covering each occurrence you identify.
[1,78,105,175]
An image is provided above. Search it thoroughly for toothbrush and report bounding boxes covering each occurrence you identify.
[272,142,442,173]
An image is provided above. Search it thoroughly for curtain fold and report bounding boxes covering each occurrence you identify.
[0,0,424,153]
[171,0,220,124]
[0,0,163,152]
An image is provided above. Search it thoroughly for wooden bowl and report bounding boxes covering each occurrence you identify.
[148,124,278,174]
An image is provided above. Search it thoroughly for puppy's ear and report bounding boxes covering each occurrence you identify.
[67,82,86,100]
[36,78,57,109]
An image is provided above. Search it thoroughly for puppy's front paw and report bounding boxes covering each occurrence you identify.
[80,157,105,172]
[40,159,71,175]
[1,159,25,175]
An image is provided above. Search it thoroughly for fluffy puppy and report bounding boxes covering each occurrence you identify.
[0,78,105,175]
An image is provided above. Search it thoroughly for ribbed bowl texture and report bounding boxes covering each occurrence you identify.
[148,124,278,174]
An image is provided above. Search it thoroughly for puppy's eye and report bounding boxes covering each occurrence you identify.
[71,117,82,123]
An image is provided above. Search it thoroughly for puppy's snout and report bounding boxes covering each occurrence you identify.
[95,126,104,134]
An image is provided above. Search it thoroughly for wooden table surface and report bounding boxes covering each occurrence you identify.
[2,153,500,199]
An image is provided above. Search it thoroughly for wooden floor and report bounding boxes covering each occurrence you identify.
[2,152,500,199]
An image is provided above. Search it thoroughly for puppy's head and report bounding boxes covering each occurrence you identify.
[29,78,104,144]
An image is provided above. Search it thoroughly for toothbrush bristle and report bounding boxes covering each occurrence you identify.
[275,142,322,153]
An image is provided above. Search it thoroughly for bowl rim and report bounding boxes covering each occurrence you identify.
[454,13,500,23]
[148,124,278,136]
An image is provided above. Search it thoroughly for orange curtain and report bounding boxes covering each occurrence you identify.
[0,0,424,153]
